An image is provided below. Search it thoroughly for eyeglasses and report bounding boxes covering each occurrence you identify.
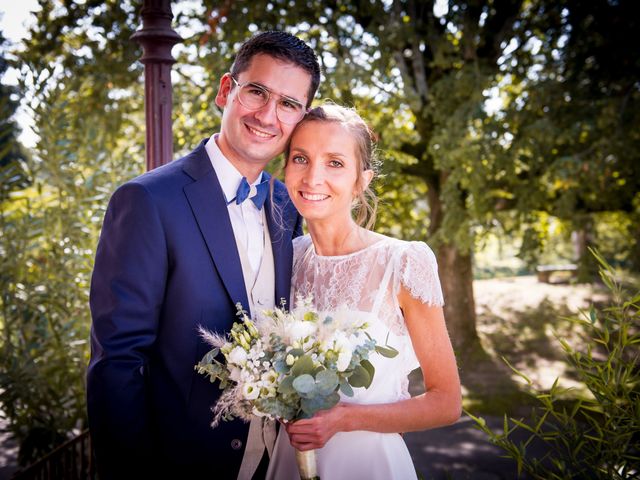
[230,76,307,125]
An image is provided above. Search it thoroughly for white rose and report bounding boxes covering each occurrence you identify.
[333,334,353,372]
[285,354,295,366]
[242,383,260,400]
[227,346,248,366]
[336,350,352,372]
[286,320,316,342]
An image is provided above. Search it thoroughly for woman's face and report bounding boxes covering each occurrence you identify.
[285,120,367,225]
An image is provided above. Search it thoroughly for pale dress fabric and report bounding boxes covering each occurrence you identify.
[266,234,444,480]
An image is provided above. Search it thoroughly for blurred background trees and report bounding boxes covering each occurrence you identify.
[1,0,638,468]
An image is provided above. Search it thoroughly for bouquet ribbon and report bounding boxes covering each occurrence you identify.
[236,416,277,480]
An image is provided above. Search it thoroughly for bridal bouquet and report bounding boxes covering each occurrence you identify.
[195,295,397,480]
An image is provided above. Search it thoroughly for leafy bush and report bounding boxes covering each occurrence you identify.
[468,249,640,479]
[1,32,144,465]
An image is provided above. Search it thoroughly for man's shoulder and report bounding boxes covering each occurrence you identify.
[121,140,210,192]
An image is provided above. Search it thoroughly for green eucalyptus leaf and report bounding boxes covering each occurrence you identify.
[348,364,372,389]
[288,348,305,357]
[315,369,339,395]
[300,392,340,417]
[361,359,375,380]
[339,380,354,397]
[375,345,399,358]
[278,376,296,395]
[292,374,316,395]
[291,354,314,376]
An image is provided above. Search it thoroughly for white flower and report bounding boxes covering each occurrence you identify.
[229,367,242,382]
[241,382,260,400]
[261,370,278,386]
[227,346,248,366]
[261,385,277,398]
[285,320,316,343]
[196,294,386,427]
[333,333,353,372]
[336,350,352,372]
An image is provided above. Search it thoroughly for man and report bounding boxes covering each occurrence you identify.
[87,31,320,479]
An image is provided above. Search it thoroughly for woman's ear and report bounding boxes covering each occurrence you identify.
[359,169,374,192]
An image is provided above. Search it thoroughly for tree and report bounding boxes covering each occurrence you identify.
[176,0,530,358]
[0,0,144,464]
[0,30,29,199]
[487,0,640,275]
[4,0,639,461]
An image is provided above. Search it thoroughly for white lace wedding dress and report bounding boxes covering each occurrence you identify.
[266,234,444,480]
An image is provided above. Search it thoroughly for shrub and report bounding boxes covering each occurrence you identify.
[468,249,640,479]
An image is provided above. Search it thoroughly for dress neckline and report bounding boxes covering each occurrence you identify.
[307,235,392,260]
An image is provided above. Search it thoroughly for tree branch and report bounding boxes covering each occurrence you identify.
[477,0,525,63]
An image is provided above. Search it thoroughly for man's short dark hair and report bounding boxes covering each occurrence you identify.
[230,31,321,107]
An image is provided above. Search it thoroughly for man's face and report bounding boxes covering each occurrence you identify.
[215,54,312,174]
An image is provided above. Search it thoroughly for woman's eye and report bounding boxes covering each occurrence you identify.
[291,155,307,164]
[329,160,343,168]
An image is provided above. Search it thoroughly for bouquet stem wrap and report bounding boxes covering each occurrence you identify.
[295,448,320,480]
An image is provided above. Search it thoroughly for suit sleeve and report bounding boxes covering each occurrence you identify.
[86,182,167,478]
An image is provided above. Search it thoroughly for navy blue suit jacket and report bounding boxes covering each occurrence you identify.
[87,140,302,479]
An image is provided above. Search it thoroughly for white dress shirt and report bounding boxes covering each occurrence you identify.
[205,135,265,274]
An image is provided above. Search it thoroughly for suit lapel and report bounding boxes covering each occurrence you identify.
[182,141,249,311]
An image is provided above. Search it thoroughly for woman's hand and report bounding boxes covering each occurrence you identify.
[285,403,349,451]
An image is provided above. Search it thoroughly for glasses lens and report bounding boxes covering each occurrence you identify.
[238,84,269,109]
[276,99,305,124]
[236,80,305,124]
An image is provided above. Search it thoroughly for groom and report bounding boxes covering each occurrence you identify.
[87,31,320,479]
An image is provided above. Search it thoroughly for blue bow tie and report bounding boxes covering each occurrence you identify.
[231,176,269,210]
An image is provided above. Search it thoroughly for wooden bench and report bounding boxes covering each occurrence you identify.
[535,264,578,283]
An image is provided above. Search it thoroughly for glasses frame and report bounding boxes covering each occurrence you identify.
[230,76,308,125]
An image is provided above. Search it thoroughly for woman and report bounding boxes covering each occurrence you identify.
[266,104,461,479]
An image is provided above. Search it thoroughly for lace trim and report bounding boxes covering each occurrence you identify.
[395,241,445,307]
[291,235,443,336]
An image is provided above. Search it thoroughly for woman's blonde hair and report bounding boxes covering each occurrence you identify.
[285,103,380,229]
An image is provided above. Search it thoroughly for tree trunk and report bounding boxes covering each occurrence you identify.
[426,178,482,358]
[572,215,597,283]
[631,217,640,273]
[437,244,480,355]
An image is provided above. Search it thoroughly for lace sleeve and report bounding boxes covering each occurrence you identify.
[394,241,444,307]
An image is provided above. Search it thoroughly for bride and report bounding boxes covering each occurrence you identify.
[266,104,462,479]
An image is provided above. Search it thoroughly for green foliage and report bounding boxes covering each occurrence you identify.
[492,0,640,269]
[2,0,639,464]
[0,30,29,198]
[468,250,640,479]
[0,0,144,465]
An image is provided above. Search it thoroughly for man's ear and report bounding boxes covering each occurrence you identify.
[215,73,233,109]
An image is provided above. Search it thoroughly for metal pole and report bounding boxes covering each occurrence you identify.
[131,0,182,171]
